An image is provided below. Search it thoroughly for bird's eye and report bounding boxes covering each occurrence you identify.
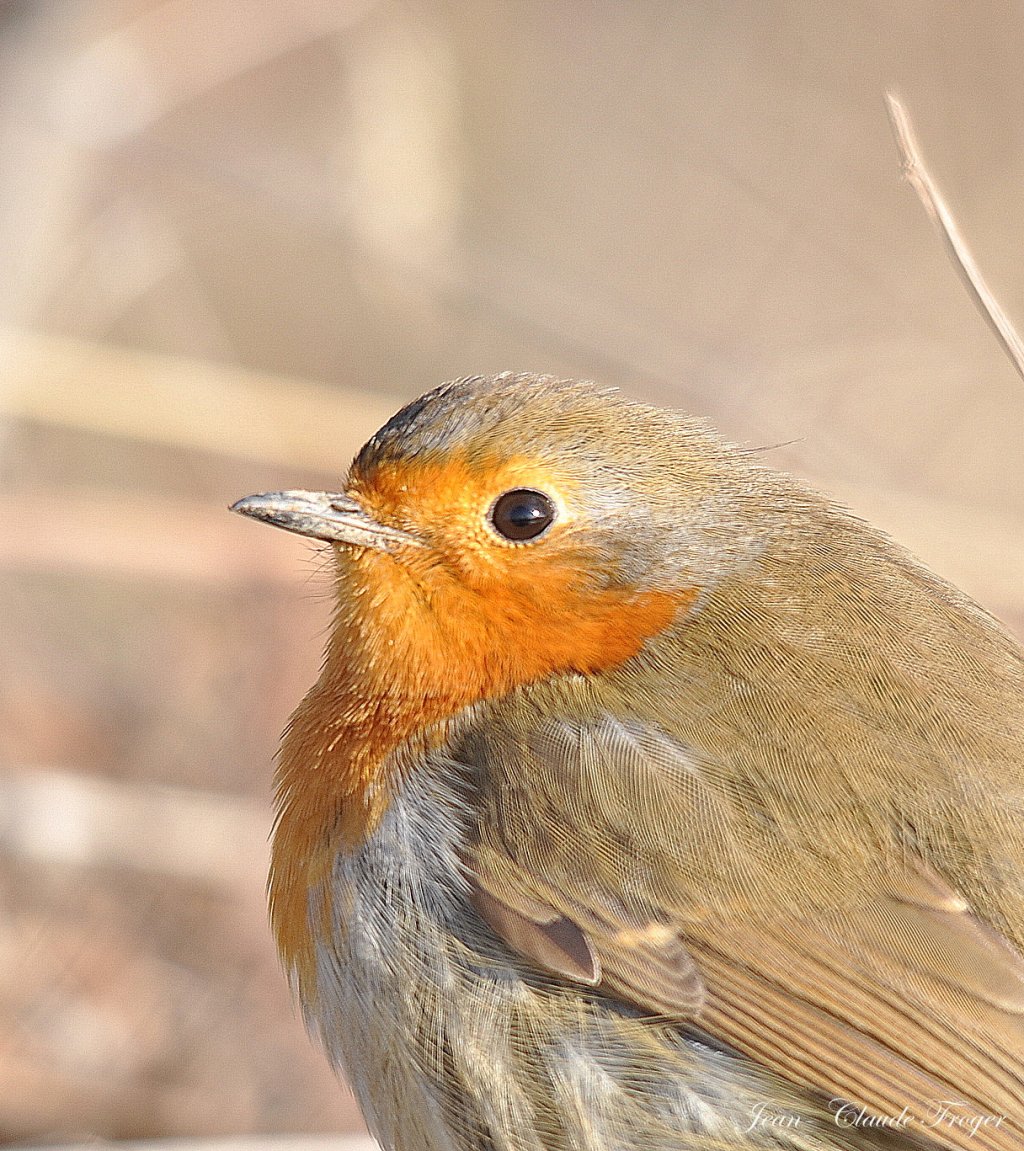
[489,488,557,542]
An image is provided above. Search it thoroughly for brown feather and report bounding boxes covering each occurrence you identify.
[467,669,1024,1151]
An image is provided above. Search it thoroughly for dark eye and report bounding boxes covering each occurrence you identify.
[489,488,557,542]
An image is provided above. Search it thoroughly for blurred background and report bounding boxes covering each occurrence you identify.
[1,1,1022,1145]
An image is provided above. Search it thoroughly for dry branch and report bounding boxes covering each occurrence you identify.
[885,92,1024,383]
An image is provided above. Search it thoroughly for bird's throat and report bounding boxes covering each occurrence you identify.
[268,546,692,1004]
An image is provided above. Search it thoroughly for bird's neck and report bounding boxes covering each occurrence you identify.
[268,547,691,1004]
[269,600,461,1006]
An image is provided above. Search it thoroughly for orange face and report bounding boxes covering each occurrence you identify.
[345,451,689,704]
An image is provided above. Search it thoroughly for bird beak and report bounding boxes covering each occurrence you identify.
[230,490,421,554]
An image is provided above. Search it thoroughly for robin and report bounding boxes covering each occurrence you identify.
[232,373,1024,1151]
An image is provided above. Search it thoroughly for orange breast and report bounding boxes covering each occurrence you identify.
[268,454,696,1001]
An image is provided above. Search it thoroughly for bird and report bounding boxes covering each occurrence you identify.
[232,372,1024,1151]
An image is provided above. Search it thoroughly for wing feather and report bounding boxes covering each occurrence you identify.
[466,709,1024,1151]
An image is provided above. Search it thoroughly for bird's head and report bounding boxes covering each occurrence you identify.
[232,373,771,704]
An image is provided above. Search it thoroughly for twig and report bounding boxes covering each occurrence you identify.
[0,766,268,886]
[0,488,316,584]
[0,326,395,470]
[885,91,1024,383]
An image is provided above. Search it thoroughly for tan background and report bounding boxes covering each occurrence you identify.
[1,1,1022,1144]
